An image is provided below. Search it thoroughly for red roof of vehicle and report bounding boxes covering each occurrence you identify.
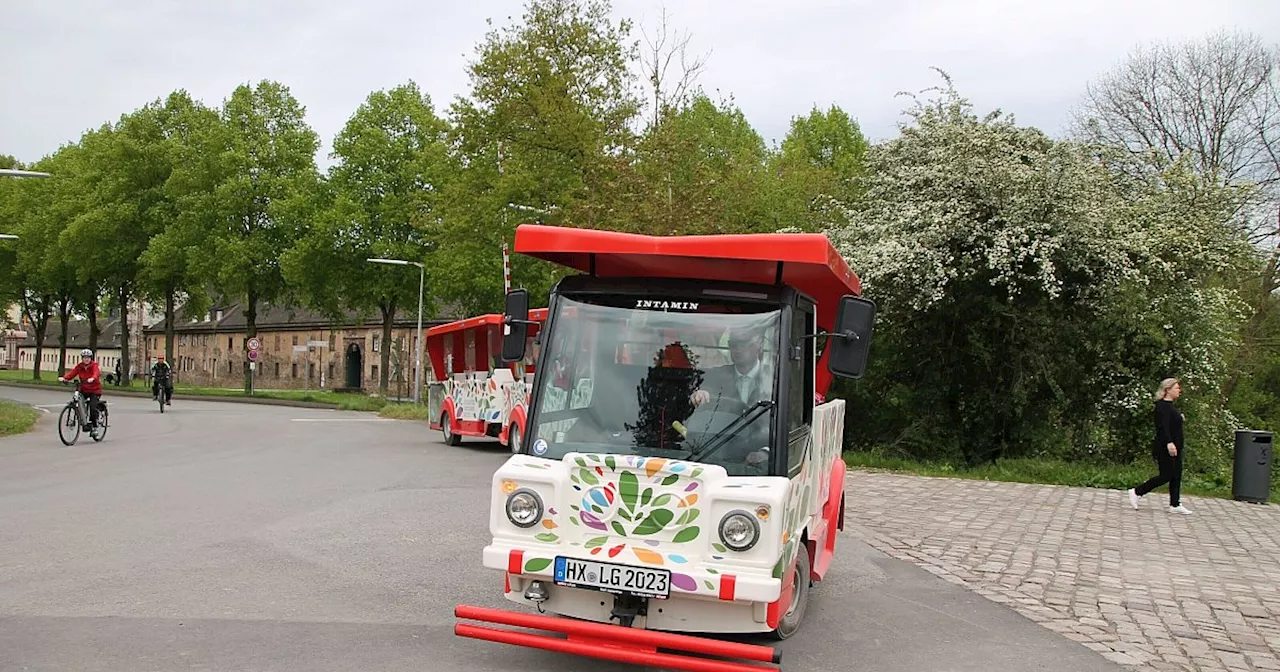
[513,224,862,332]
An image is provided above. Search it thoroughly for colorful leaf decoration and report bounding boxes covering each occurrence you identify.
[570,504,580,511]
[652,493,673,507]
[580,469,599,486]
[640,487,653,507]
[608,545,624,558]
[584,536,609,549]
[668,554,688,563]
[632,547,664,565]
[703,580,716,591]
[712,543,728,553]
[524,557,552,573]
[685,482,699,492]
[570,474,580,484]
[606,456,616,471]
[542,519,558,529]
[634,508,674,536]
[611,521,627,537]
[671,573,697,591]
[661,473,680,486]
[672,526,701,543]
[570,516,580,526]
[590,547,602,555]
[618,509,633,521]
[535,532,559,543]
[691,467,703,478]
[645,459,667,477]
[678,494,698,508]
[706,568,719,575]
[619,471,639,512]
[575,457,587,468]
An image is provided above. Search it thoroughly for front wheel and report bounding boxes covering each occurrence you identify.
[58,404,80,446]
[770,543,812,640]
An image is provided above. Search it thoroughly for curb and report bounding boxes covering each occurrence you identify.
[0,381,345,410]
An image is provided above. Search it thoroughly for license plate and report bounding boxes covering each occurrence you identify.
[553,556,671,599]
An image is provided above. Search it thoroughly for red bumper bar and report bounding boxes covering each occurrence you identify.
[454,604,782,672]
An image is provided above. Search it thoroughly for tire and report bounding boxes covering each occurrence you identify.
[441,411,461,446]
[159,392,165,413]
[770,542,812,640]
[92,405,108,442]
[508,423,522,454]
[58,404,80,446]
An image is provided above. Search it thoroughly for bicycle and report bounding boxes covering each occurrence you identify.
[58,380,108,446]
[154,378,172,412]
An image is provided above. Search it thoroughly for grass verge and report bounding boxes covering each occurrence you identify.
[844,449,1279,504]
[0,370,395,411]
[0,399,40,437]
[377,403,435,421]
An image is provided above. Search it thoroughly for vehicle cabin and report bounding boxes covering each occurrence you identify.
[426,309,548,452]
[454,224,876,672]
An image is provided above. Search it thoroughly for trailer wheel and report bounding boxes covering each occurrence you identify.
[508,423,522,454]
[441,411,461,446]
[770,543,811,640]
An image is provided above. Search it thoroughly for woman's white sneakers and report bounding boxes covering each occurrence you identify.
[1127,488,1193,515]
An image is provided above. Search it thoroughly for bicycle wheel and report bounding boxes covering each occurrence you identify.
[58,404,80,446]
[159,389,165,413]
[92,405,108,442]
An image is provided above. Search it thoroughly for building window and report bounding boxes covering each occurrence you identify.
[275,362,280,377]
[228,336,233,350]
[292,363,298,378]
[373,335,381,352]
[292,334,298,346]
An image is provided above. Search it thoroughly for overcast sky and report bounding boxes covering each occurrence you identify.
[2,0,1278,169]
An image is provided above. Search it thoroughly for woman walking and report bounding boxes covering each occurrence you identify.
[1128,378,1192,514]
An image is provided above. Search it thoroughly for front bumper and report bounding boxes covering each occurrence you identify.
[483,542,782,604]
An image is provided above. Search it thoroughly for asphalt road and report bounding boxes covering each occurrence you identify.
[0,386,1121,672]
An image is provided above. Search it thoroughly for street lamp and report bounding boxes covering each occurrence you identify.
[0,169,51,178]
[367,257,425,404]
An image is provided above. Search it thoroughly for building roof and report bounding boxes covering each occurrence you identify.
[16,314,126,350]
[140,302,460,335]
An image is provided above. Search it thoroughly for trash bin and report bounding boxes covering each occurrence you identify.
[1233,430,1273,503]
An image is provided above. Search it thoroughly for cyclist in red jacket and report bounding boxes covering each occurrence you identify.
[60,348,104,431]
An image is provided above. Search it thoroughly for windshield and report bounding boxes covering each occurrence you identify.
[528,294,781,475]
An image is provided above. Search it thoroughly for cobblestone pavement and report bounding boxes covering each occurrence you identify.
[844,471,1280,672]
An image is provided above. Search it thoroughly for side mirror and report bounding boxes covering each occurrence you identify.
[501,289,530,363]
[827,295,875,378]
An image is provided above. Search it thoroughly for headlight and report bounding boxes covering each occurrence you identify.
[505,488,544,528]
[718,510,760,551]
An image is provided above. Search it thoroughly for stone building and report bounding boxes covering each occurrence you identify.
[12,314,126,379]
[141,303,456,392]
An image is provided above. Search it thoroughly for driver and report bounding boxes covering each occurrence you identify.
[689,325,770,409]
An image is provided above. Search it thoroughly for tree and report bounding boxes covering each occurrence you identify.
[1071,31,1280,402]
[629,91,773,235]
[827,73,1254,469]
[201,80,320,392]
[283,82,450,394]
[769,105,870,232]
[438,0,643,315]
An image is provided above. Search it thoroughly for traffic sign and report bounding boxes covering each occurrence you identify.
[248,349,258,361]
[308,340,327,348]
[293,345,308,353]
[247,337,261,351]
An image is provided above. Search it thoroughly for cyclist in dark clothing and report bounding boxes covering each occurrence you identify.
[151,356,173,405]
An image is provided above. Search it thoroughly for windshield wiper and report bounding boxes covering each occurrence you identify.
[682,400,774,464]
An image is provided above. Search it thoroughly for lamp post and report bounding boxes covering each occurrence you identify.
[367,257,425,404]
[0,169,51,178]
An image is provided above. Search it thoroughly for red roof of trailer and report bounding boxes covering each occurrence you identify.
[425,309,548,338]
[512,224,861,332]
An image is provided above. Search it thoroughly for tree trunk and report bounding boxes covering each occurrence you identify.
[88,293,100,352]
[118,285,131,388]
[379,302,396,394]
[56,297,71,377]
[243,291,258,394]
[164,291,176,370]
[23,293,51,381]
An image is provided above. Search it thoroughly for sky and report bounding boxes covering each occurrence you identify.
[2,0,1278,170]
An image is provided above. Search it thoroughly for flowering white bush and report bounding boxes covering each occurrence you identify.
[823,78,1256,465]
